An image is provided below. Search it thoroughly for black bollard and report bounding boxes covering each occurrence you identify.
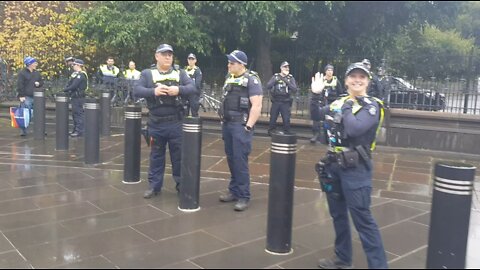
[266,133,297,255]
[179,117,202,212]
[426,161,476,269]
[33,89,46,140]
[100,90,111,136]
[123,105,142,184]
[55,93,69,150]
[84,98,100,165]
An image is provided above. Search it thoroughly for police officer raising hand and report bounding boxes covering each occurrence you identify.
[315,62,388,269]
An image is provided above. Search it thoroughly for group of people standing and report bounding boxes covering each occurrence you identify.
[16,47,387,268]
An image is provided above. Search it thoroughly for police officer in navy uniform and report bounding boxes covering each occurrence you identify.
[312,62,388,269]
[266,61,298,135]
[362,59,385,101]
[64,56,75,78]
[184,53,203,117]
[63,59,88,137]
[310,64,344,144]
[134,44,196,199]
[218,50,263,211]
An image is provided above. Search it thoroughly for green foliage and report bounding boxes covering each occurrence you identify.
[74,1,210,68]
[387,24,475,78]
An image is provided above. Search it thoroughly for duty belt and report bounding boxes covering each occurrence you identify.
[149,113,182,124]
[223,111,246,123]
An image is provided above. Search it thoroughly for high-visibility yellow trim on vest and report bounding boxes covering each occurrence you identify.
[185,66,197,77]
[151,69,180,84]
[328,96,384,152]
[100,65,119,77]
[324,76,337,88]
[123,69,141,80]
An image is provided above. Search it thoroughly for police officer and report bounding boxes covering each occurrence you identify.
[64,56,75,78]
[122,60,141,104]
[218,50,263,212]
[184,53,203,117]
[312,62,387,269]
[134,44,196,199]
[362,59,385,101]
[63,59,88,137]
[266,61,298,135]
[310,64,344,143]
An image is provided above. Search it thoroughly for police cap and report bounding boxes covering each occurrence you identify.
[345,62,370,77]
[156,44,174,53]
[65,56,75,62]
[73,59,84,66]
[280,61,289,68]
[226,50,248,65]
[187,53,196,59]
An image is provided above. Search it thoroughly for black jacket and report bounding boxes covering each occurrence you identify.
[16,68,44,98]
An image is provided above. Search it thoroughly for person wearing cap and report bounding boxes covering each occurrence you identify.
[63,59,89,137]
[311,62,387,269]
[362,59,385,101]
[16,56,43,136]
[310,64,344,144]
[266,61,298,135]
[218,50,263,212]
[134,43,196,199]
[122,60,141,104]
[63,56,75,78]
[184,53,203,117]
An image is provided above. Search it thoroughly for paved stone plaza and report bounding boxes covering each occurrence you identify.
[0,118,478,268]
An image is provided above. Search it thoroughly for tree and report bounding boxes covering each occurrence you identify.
[194,1,299,83]
[0,1,92,79]
[387,24,475,78]
[75,1,210,70]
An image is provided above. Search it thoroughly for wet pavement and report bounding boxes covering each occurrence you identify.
[0,117,478,269]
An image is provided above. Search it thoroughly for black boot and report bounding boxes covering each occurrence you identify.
[310,132,319,143]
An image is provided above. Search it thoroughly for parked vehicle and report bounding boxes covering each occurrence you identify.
[383,76,446,111]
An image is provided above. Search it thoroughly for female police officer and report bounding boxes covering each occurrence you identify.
[63,59,88,137]
[311,62,388,269]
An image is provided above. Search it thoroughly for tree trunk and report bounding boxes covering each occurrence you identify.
[255,27,272,85]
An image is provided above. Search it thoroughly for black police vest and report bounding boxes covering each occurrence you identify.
[326,96,381,152]
[222,72,254,121]
[272,73,292,102]
[68,71,88,98]
[146,68,183,116]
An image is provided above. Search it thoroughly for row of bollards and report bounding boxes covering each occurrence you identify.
[39,87,477,263]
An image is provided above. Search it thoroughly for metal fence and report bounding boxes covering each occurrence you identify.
[200,75,480,119]
[2,69,480,117]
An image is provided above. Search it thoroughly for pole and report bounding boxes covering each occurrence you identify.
[100,89,111,136]
[33,89,46,140]
[178,117,202,212]
[123,105,142,184]
[55,93,69,150]
[84,98,100,165]
[266,133,297,255]
[426,161,476,269]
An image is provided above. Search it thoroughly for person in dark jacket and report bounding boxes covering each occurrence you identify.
[16,56,43,136]
[63,59,88,137]
[184,53,203,117]
[312,62,388,269]
[134,44,196,199]
[266,61,298,135]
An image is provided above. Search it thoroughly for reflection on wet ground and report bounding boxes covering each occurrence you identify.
[0,118,478,268]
